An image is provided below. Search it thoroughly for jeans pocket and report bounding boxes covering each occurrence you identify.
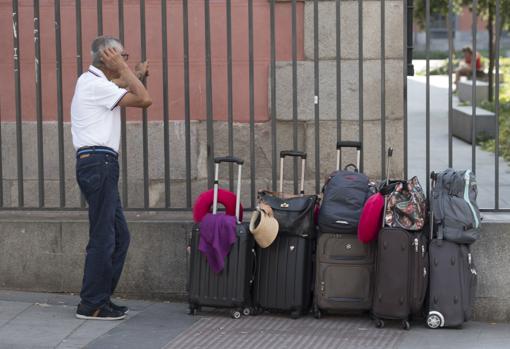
[77,161,104,195]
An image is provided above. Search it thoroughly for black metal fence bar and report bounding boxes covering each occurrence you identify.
[97,0,103,36]
[76,0,86,209]
[314,0,320,193]
[226,0,234,191]
[55,0,66,207]
[270,0,277,192]
[425,0,430,195]
[12,0,24,207]
[248,0,256,207]
[291,0,298,193]
[447,0,453,168]
[140,0,149,209]
[380,0,386,177]
[471,0,478,173]
[0,97,3,207]
[204,0,214,189]
[403,0,408,179]
[34,0,44,207]
[183,0,192,207]
[161,0,171,208]
[118,0,128,208]
[336,0,341,165]
[358,0,364,172]
[471,0,477,174]
[495,0,501,209]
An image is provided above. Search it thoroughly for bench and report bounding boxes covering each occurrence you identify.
[452,106,496,144]
[458,80,489,104]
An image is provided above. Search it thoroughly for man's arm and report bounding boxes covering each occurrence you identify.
[101,48,152,108]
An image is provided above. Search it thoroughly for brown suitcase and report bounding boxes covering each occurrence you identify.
[313,142,375,318]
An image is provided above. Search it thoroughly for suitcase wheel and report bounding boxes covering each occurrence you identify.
[401,320,411,331]
[426,312,443,329]
[290,310,301,320]
[188,305,198,316]
[242,308,251,316]
[375,319,385,328]
[313,305,322,319]
[230,309,242,319]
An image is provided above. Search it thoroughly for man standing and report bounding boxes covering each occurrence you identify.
[71,36,151,320]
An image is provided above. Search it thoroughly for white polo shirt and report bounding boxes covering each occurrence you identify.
[71,65,128,152]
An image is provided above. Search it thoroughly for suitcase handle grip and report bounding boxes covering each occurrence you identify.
[336,141,362,150]
[280,150,307,159]
[214,156,244,165]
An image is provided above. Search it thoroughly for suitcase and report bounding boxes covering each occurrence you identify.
[372,227,429,329]
[313,141,375,318]
[188,156,256,319]
[372,149,429,330]
[253,150,317,319]
[426,172,478,329]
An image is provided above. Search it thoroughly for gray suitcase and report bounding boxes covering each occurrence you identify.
[313,142,375,318]
[426,172,478,329]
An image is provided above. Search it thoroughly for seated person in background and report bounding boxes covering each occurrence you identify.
[454,45,484,90]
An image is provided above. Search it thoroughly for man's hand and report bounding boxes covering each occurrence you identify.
[100,47,128,74]
[135,61,149,81]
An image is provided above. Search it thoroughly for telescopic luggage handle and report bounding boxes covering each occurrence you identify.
[213,156,243,222]
[279,150,307,195]
[336,141,362,171]
[214,156,244,165]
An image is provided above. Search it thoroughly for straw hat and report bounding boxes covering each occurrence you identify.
[249,203,279,248]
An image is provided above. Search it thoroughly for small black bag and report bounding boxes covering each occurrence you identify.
[258,190,317,238]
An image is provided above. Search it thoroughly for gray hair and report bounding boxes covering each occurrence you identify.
[91,36,123,67]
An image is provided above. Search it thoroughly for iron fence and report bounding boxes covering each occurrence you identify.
[0,0,506,211]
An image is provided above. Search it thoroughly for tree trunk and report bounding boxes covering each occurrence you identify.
[488,6,494,102]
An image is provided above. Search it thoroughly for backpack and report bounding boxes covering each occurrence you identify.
[318,167,371,234]
[430,169,481,244]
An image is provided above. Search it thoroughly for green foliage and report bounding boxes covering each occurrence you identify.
[478,58,510,160]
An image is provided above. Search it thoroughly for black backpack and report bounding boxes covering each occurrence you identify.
[318,165,371,234]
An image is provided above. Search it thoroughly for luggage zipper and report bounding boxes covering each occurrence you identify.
[412,237,420,311]
[464,170,480,229]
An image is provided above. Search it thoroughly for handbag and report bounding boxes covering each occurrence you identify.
[384,176,427,231]
[258,190,317,238]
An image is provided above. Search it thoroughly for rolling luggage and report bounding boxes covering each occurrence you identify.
[426,171,478,329]
[372,150,429,330]
[188,156,256,319]
[254,151,318,319]
[313,141,375,318]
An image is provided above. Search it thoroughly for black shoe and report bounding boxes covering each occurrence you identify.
[109,300,129,314]
[75,303,126,321]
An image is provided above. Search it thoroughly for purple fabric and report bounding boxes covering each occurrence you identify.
[198,213,237,273]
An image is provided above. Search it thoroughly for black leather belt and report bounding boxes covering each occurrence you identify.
[76,146,118,159]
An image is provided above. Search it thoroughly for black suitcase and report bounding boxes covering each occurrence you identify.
[372,227,429,330]
[188,156,256,319]
[426,172,478,329]
[253,151,317,319]
[313,142,375,318]
[426,240,477,329]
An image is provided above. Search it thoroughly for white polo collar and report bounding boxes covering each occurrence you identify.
[88,65,107,80]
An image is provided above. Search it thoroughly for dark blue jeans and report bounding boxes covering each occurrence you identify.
[76,152,130,309]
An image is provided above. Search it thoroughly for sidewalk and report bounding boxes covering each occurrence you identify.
[1,291,510,349]
[407,74,510,209]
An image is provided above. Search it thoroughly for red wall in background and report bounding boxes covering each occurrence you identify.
[0,0,304,123]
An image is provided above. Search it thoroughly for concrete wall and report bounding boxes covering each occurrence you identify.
[0,211,509,322]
